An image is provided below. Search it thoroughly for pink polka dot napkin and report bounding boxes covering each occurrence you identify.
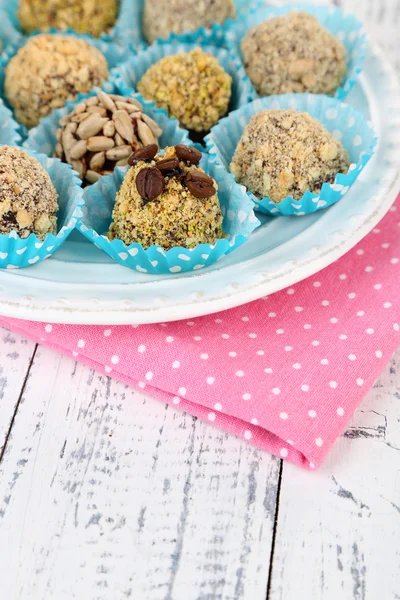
[1,196,400,470]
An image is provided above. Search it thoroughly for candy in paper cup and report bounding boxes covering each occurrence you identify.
[225,3,367,101]
[77,154,260,274]
[0,99,21,146]
[205,93,377,217]
[23,89,192,161]
[0,0,143,49]
[153,0,264,48]
[0,147,83,269]
[0,31,131,140]
[111,42,256,124]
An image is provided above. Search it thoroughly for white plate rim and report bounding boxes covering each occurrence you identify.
[0,42,400,326]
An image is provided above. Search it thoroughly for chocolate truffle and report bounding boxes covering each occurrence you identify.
[5,34,109,128]
[137,48,232,133]
[143,0,235,44]
[241,11,347,96]
[0,146,58,239]
[108,145,223,249]
[230,110,350,202]
[18,0,119,38]
[54,91,163,185]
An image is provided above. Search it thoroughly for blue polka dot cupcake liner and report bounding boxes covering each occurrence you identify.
[23,88,192,160]
[0,30,132,140]
[225,2,368,101]
[0,147,83,269]
[0,99,21,146]
[111,42,256,123]
[205,93,377,217]
[77,154,260,274]
[0,0,143,49]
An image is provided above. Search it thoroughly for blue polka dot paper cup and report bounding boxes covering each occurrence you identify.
[0,32,132,140]
[0,0,143,49]
[23,89,192,161]
[77,154,260,274]
[111,42,256,126]
[205,93,377,217]
[225,3,367,101]
[0,99,21,146]
[0,147,83,269]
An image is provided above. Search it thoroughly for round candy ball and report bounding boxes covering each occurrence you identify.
[5,34,109,128]
[0,146,58,239]
[108,145,223,249]
[143,0,235,44]
[230,109,350,202]
[241,11,347,96]
[18,0,118,38]
[138,48,232,133]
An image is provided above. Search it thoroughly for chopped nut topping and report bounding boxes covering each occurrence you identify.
[138,48,232,133]
[242,11,347,96]
[230,109,350,202]
[0,146,58,239]
[143,0,235,43]
[5,34,109,128]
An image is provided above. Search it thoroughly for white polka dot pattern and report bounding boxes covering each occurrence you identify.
[4,197,400,472]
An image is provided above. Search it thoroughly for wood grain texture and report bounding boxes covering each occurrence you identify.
[268,350,400,600]
[0,347,280,600]
[0,330,36,452]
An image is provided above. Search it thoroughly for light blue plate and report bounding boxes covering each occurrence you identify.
[0,43,398,324]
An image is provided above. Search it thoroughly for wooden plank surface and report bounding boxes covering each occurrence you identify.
[0,1,399,599]
[0,347,280,600]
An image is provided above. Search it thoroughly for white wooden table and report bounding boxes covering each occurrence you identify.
[0,1,399,598]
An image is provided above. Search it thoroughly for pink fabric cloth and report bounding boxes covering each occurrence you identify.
[1,197,400,469]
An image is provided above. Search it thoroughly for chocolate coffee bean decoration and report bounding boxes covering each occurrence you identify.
[129,144,158,165]
[156,157,180,174]
[175,144,202,165]
[185,170,216,198]
[136,167,165,204]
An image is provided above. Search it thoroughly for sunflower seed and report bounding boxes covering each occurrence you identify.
[71,159,86,179]
[113,110,134,144]
[86,96,99,107]
[114,133,125,146]
[88,106,107,117]
[115,101,141,113]
[65,121,77,135]
[86,136,115,152]
[103,121,115,137]
[89,151,105,171]
[70,139,87,160]
[62,130,76,153]
[55,143,63,157]
[142,113,163,137]
[73,102,87,115]
[86,170,101,183]
[106,145,132,161]
[116,158,129,167]
[127,97,143,110]
[97,91,116,112]
[137,120,155,146]
[56,129,62,142]
[77,115,109,140]
[71,112,89,123]
[59,114,70,127]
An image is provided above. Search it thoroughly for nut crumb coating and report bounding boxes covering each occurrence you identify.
[5,34,109,128]
[18,0,119,38]
[242,11,347,96]
[0,146,58,239]
[138,48,232,133]
[143,0,235,43]
[108,146,223,249]
[230,110,350,203]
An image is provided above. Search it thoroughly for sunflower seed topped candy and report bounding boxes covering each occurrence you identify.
[54,91,163,185]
